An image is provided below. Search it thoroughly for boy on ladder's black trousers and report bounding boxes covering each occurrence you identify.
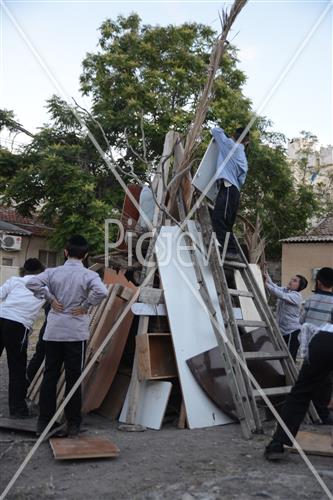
[212,183,240,254]
[39,340,86,427]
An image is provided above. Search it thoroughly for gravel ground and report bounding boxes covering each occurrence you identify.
[1,325,333,500]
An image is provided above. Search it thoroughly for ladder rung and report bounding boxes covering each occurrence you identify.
[229,288,254,298]
[224,261,247,268]
[253,386,292,398]
[236,320,266,328]
[244,351,289,361]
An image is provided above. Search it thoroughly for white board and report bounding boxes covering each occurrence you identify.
[131,303,167,316]
[155,224,233,429]
[119,381,172,430]
[192,139,219,202]
[235,264,267,332]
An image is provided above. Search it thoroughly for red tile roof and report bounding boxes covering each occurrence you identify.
[281,216,333,243]
[0,207,53,237]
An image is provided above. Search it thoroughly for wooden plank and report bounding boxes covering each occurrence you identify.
[191,139,219,202]
[98,372,131,420]
[136,333,177,380]
[0,417,37,433]
[178,400,187,429]
[155,224,233,429]
[119,381,172,430]
[229,288,254,298]
[49,436,120,460]
[253,386,292,397]
[132,303,167,317]
[138,287,165,304]
[290,431,333,457]
[244,351,289,361]
[236,320,266,328]
[103,269,136,289]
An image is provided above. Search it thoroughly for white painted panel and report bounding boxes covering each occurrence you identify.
[131,303,167,316]
[235,264,267,332]
[192,140,219,202]
[119,381,172,430]
[155,224,233,429]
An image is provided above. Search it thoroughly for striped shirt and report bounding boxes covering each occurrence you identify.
[300,291,333,327]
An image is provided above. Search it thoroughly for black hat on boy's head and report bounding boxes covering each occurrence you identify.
[316,267,333,288]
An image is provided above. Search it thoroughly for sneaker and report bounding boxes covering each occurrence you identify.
[264,440,286,461]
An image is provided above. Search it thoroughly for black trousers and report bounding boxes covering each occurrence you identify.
[27,319,47,384]
[273,332,333,446]
[283,330,300,361]
[0,318,29,415]
[211,183,240,254]
[39,340,86,426]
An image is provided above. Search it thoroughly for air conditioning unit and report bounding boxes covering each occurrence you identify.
[1,234,22,251]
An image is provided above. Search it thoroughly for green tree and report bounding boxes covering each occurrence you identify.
[2,14,323,256]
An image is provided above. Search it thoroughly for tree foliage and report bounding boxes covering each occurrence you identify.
[1,14,324,256]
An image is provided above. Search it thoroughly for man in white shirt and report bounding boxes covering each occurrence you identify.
[0,258,45,417]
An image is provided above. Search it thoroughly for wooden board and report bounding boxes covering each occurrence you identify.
[132,303,167,316]
[136,333,178,380]
[119,381,172,430]
[82,291,134,413]
[155,225,233,429]
[49,436,120,460]
[0,417,37,433]
[98,372,131,420]
[290,431,333,457]
[191,139,219,202]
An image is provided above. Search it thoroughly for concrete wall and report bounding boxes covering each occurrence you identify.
[282,242,333,298]
[0,235,61,284]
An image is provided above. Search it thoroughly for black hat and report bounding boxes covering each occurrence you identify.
[316,267,333,287]
[23,258,44,273]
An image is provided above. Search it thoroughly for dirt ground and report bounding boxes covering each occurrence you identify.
[1,328,333,500]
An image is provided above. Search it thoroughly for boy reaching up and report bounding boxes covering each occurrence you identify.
[26,235,108,437]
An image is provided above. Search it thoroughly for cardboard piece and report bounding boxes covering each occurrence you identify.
[49,436,120,460]
[191,139,219,202]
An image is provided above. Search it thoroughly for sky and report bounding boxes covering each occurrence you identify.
[0,0,332,149]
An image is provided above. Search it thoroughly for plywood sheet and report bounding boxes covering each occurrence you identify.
[119,381,172,430]
[98,372,131,420]
[290,431,333,457]
[50,436,120,460]
[82,292,134,413]
[0,417,36,433]
[191,139,219,202]
[155,224,233,429]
